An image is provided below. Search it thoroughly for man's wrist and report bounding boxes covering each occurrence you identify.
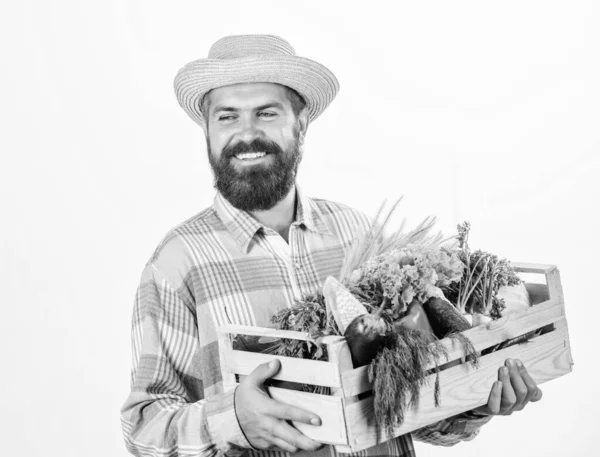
[206,387,254,452]
[233,385,259,451]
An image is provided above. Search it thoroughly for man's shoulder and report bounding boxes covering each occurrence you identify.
[147,204,223,265]
[307,196,371,239]
[310,196,370,226]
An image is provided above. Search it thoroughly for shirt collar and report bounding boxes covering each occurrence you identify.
[214,186,332,254]
[214,193,263,254]
[294,185,331,235]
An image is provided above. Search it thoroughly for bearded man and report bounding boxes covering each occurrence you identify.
[121,35,542,457]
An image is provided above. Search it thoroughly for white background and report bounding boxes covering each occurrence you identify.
[1,1,598,456]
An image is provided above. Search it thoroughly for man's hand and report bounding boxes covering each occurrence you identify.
[472,358,543,416]
[235,359,323,453]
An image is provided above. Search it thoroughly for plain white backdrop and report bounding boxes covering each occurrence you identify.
[1,1,598,455]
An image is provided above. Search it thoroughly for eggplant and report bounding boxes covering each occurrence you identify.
[422,297,471,339]
[323,276,388,367]
[344,314,387,367]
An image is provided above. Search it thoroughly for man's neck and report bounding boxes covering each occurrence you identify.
[250,186,297,243]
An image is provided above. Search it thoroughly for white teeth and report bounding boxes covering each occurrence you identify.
[235,152,266,160]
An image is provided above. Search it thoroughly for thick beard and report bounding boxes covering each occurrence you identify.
[207,127,303,212]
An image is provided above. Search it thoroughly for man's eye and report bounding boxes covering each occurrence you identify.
[258,112,276,118]
[218,115,236,121]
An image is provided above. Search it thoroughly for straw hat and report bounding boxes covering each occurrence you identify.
[174,34,340,126]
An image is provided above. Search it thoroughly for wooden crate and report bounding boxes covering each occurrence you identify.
[217,263,573,453]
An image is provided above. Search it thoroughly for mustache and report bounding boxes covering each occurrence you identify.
[222,138,284,159]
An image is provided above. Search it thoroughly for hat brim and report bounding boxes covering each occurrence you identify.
[174,55,339,126]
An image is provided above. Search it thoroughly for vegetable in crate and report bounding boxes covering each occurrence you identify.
[421,297,471,339]
[440,222,541,353]
[266,202,534,437]
[269,201,480,436]
[322,276,387,368]
[441,221,523,324]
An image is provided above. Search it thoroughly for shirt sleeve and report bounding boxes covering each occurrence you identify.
[411,412,493,446]
[120,263,252,456]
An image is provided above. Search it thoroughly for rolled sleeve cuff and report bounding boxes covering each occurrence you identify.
[413,414,493,446]
[454,412,493,435]
[206,387,252,453]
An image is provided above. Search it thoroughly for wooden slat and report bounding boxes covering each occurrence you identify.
[218,324,313,341]
[512,262,557,274]
[433,298,564,362]
[546,268,565,304]
[325,337,359,413]
[267,387,348,445]
[325,339,353,394]
[217,331,237,391]
[341,296,565,397]
[321,335,346,345]
[221,348,342,387]
[342,320,572,452]
[525,283,550,305]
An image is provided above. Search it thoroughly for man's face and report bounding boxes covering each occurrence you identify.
[203,82,307,212]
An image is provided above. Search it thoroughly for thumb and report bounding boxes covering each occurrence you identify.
[247,359,281,386]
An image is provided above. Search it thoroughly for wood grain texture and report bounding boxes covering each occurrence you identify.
[267,386,348,445]
[512,262,557,274]
[325,337,360,408]
[546,268,565,305]
[216,263,573,453]
[217,330,237,391]
[221,347,342,387]
[341,295,565,397]
[342,321,572,452]
[218,324,313,341]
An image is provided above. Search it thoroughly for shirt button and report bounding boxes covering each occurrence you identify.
[295,262,302,270]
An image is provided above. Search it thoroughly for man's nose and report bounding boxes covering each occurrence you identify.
[235,115,263,143]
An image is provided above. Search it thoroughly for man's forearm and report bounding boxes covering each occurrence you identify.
[121,387,250,457]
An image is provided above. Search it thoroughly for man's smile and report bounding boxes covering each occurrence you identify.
[235,151,267,161]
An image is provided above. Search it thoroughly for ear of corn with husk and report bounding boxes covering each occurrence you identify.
[322,276,369,334]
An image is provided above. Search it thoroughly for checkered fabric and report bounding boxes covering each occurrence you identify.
[120,189,491,457]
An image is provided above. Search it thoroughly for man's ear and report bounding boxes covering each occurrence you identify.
[297,108,309,143]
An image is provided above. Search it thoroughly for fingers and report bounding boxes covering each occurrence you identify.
[269,437,299,454]
[250,417,322,453]
[267,399,322,426]
[237,359,323,452]
[468,358,543,418]
[506,359,528,411]
[515,359,543,403]
[244,359,321,426]
[270,421,323,452]
[505,359,543,413]
[488,359,542,416]
[498,365,517,414]
[486,381,503,414]
[246,359,281,386]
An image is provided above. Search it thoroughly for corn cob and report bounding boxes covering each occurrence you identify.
[323,276,387,367]
[322,276,368,334]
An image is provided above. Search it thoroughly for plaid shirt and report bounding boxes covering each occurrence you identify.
[121,189,491,457]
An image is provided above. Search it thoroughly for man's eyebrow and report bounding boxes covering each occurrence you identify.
[212,105,239,114]
[212,102,285,114]
[255,102,285,111]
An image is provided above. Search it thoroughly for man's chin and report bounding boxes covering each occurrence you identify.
[217,177,294,212]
